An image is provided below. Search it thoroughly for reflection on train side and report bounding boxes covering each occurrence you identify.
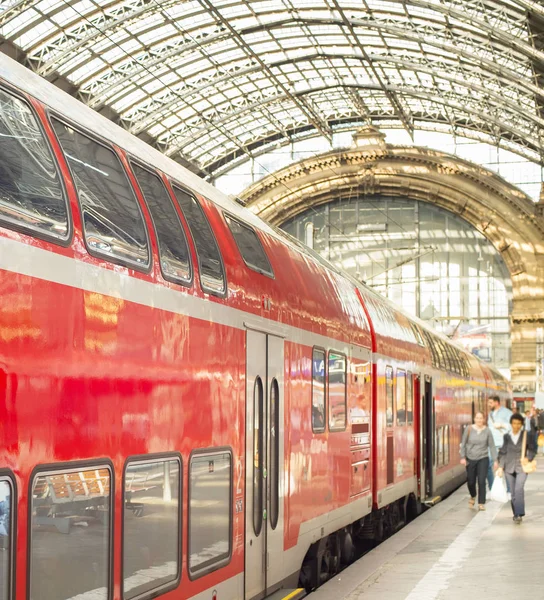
[30,467,110,600]
[124,458,181,599]
[0,479,11,600]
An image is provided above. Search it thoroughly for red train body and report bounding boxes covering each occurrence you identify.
[0,54,508,600]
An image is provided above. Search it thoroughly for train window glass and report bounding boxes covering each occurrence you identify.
[132,165,192,285]
[123,457,181,600]
[444,426,450,466]
[328,351,347,431]
[396,369,406,426]
[270,378,280,530]
[312,348,326,433]
[51,120,150,268]
[224,214,274,277]
[0,88,69,241]
[437,428,444,467]
[253,377,264,536]
[410,323,425,346]
[0,478,13,600]
[406,372,413,425]
[385,366,394,427]
[188,451,232,578]
[172,186,226,296]
[29,466,111,600]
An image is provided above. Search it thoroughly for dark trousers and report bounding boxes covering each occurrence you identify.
[467,457,489,504]
[505,470,528,517]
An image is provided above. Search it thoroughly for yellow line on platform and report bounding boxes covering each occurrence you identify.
[282,590,304,600]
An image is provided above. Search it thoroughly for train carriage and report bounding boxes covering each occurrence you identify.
[0,52,509,600]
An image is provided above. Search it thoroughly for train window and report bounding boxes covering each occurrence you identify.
[385,366,394,427]
[312,347,326,433]
[224,214,274,277]
[410,322,425,346]
[396,369,406,426]
[328,351,347,431]
[437,428,444,467]
[269,378,280,530]
[188,450,232,578]
[253,377,264,536]
[0,88,69,241]
[29,465,111,600]
[444,425,450,466]
[406,372,413,425]
[52,120,150,269]
[123,457,181,600]
[172,186,226,296]
[0,477,13,600]
[132,164,192,285]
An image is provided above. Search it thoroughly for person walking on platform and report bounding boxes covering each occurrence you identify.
[460,412,497,510]
[487,396,512,489]
[537,409,544,455]
[497,413,537,524]
[524,409,537,444]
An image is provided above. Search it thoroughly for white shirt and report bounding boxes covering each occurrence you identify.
[510,431,521,445]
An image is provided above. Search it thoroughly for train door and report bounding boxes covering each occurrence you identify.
[421,376,434,498]
[245,329,284,600]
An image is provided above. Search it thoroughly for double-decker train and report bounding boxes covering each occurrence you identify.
[0,53,509,600]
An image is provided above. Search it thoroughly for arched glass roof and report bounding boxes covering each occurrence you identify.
[1,0,543,178]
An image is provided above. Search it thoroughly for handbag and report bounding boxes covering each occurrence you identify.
[521,431,537,474]
[538,433,544,448]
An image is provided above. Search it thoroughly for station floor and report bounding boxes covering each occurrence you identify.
[311,462,544,600]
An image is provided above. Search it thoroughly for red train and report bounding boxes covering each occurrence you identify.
[0,53,509,600]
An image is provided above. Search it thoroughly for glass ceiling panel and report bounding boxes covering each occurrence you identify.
[1,0,542,175]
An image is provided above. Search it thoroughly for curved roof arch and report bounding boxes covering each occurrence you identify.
[1,0,543,177]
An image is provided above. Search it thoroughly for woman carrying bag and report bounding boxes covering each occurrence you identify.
[460,412,498,510]
[497,413,538,524]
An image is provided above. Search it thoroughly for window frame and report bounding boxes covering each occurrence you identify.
[49,113,152,273]
[0,88,72,245]
[385,365,394,428]
[187,447,233,581]
[311,346,327,434]
[223,212,274,278]
[170,182,227,298]
[328,349,347,433]
[27,459,114,600]
[121,453,183,600]
[0,469,16,600]
[128,160,193,288]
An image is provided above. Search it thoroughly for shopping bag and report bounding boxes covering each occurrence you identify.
[538,433,544,447]
[489,474,508,503]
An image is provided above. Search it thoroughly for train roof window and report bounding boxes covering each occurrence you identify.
[172,186,226,297]
[51,119,150,270]
[224,214,274,278]
[132,164,192,286]
[0,87,70,242]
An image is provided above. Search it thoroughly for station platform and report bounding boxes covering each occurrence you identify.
[311,462,544,600]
